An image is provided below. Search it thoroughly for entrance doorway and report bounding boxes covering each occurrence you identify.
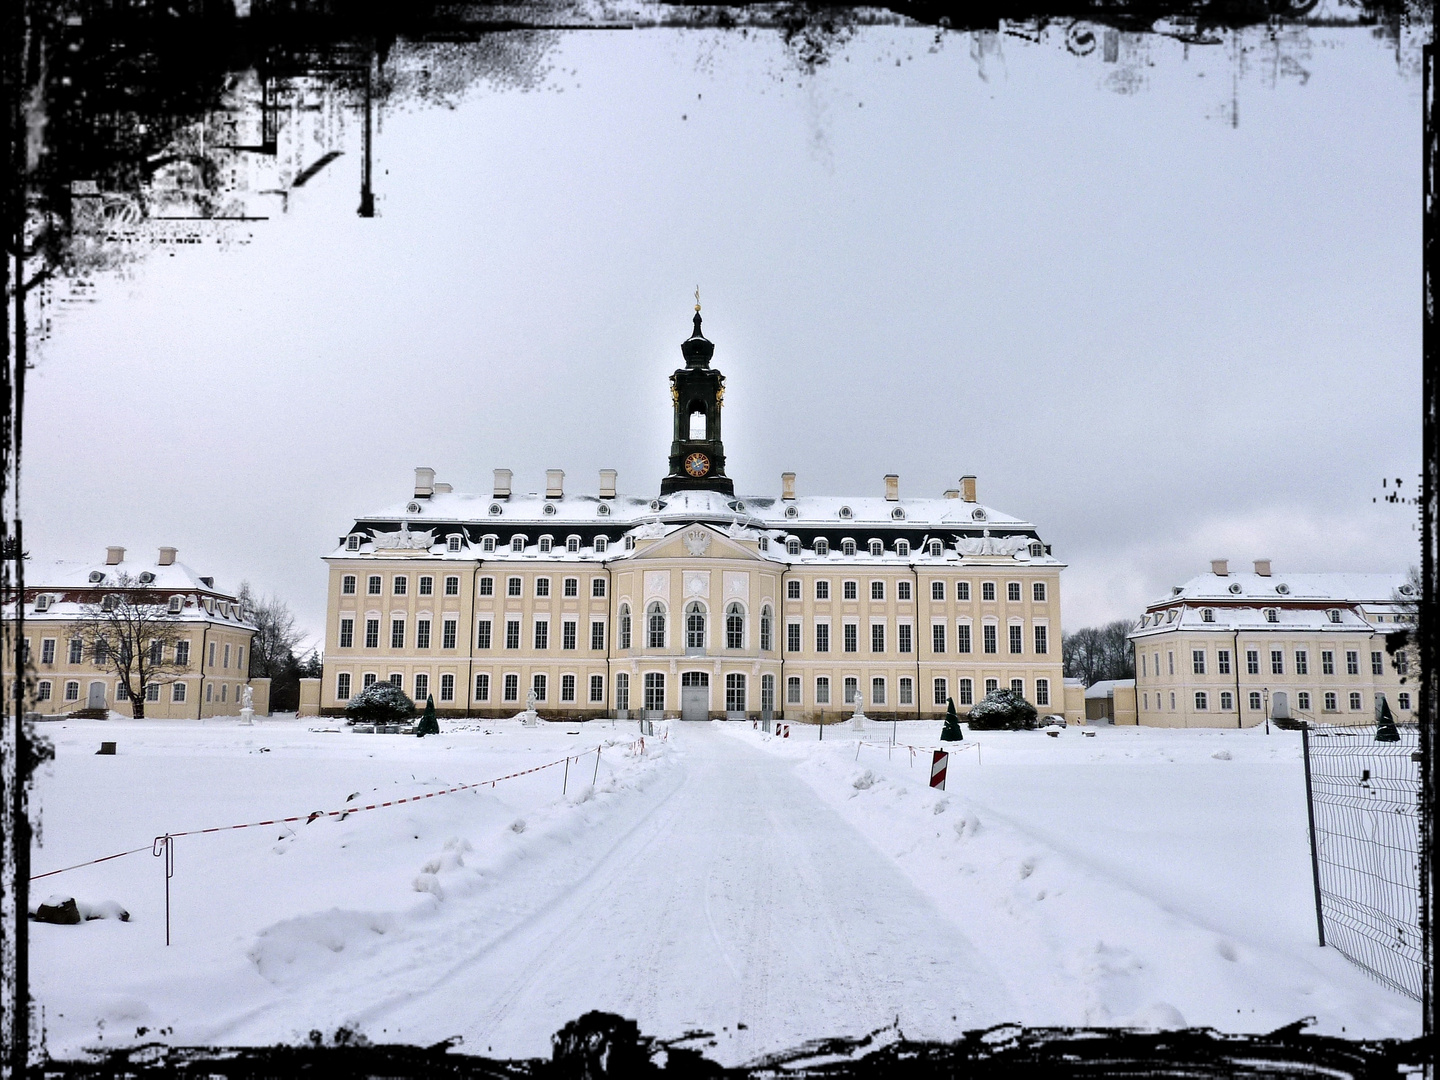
[87,681,107,711]
[681,671,710,721]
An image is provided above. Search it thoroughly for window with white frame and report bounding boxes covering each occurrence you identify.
[981,582,996,602]
[539,537,553,554]
[563,577,578,598]
[1010,678,1024,696]
[339,618,354,649]
[614,673,629,711]
[958,677,973,705]
[476,619,493,650]
[1219,691,1233,710]
[505,619,521,649]
[416,619,432,649]
[561,674,576,702]
[1349,692,1362,711]
[897,580,911,601]
[475,673,490,701]
[871,580,885,601]
[871,623,885,653]
[816,580,830,600]
[418,575,433,596]
[532,674,548,702]
[843,580,858,601]
[843,622,858,653]
[592,577,606,598]
[956,581,970,601]
[933,678,948,705]
[482,536,496,553]
[787,580,801,600]
[647,602,666,648]
[1201,608,1214,622]
[842,539,856,556]
[871,677,886,705]
[1346,650,1359,675]
[414,673,429,701]
[1249,691,1262,711]
[983,624,997,654]
[534,619,549,650]
[368,575,382,595]
[814,539,829,556]
[1035,679,1050,706]
[1192,649,1206,675]
[479,576,494,597]
[1398,692,1411,710]
[393,575,408,596]
[1295,650,1308,675]
[507,576,522,597]
[590,674,605,702]
[815,677,830,705]
[1009,624,1023,654]
[347,534,361,551]
[931,623,945,654]
[503,673,519,702]
[898,623,912,654]
[1194,691,1208,710]
[1324,691,1337,711]
[37,680,52,701]
[1327,609,1341,623]
[536,577,551,598]
[895,540,910,557]
[899,677,914,705]
[787,676,802,704]
[562,619,577,650]
[365,619,380,648]
[786,539,801,556]
[591,620,605,651]
[595,536,608,553]
[1263,608,1278,623]
[1007,582,1021,602]
[567,536,580,553]
[1033,625,1048,654]
[64,681,80,701]
[391,619,405,649]
[1297,691,1310,711]
[928,540,942,557]
[868,540,883,556]
[511,536,526,553]
[760,606,773,651]
[444,575,460,596]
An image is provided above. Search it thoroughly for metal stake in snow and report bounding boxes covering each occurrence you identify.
[930,750,949,791]
[592,745,601,785]
[562,756,570,795]
[151,834,175,945]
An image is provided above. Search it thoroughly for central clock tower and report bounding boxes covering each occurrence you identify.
[661,306,734,496]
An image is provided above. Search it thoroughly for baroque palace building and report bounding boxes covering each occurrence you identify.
[317,309,1075,722]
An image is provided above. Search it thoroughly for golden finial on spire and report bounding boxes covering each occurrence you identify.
[694,286,701,312]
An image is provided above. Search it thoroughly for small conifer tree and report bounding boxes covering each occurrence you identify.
[416,695,440,736]
[941,698,964,741]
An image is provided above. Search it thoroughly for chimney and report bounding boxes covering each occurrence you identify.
[158,547,177,566]
[414,467,435,498]
[959,476,977,503]
[546,470,565,499]
[599,469,617,500]
[781,472,796,501]
[943,489,960,499]
[105,546,125,565]
[884,474,899,501]
[493,469,512,500]
[1210,559,1228,576]
[1254,558,1272,577]
[433,482,452,493]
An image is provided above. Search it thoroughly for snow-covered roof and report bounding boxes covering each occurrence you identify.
[4,555,255,630]
[1155,572,1412,606]
[1085,679,1136,699]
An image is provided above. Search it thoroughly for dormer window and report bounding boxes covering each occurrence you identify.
[814,539,830,556]
[838,506,853,520]
[138,571,155,584]
[972,508,986,521]
[543,503,557,516]
[539,536,553,553]
[511,536,526,553]
[34,594,51,612]
[406,502,422,515]
[786,539,801,556]
[88,571,105,584]
[1201,608,1215,623]
[1275,583,1290,595]
[101,595,118,612]
[784,505,799,519]
[868,539,883,556]
[566,536,580,553]
[447,535,462,553]
[168,595,183,613]
[594,536,608,553]
[890,507,905,520]
[598,503,611,516]
[841,539,856,557]
[482,536,496,553]
[489,503,503,516]
[758,536,769,552]
[1264,608,1279,623]
[624,535,636,551]
[1029,542,1043,557]
[895,540,910,557]
[347,534,362,551]
[1228,582,1243,595]
[1165,609,1177,623]
[1327,609,1342,624]
[928,540,943,558]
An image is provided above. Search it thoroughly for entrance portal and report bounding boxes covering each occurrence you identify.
[680,671,710,721]
[87,681,107,711]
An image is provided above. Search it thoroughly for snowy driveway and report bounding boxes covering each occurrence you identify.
[207,722,1011,1060]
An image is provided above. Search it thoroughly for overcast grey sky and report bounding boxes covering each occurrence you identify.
[26,22,1422,650]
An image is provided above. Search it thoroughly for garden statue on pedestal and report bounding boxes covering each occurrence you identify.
[850,690,867,729]
[522,688,539,726]
[239,684,255,726]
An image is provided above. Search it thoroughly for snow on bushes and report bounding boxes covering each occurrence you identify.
[966,687,1039,730]
[344,681,415,724]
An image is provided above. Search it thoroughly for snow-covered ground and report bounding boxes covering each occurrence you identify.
[28,715,1419,1064]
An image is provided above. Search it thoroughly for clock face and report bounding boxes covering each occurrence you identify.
[684,452,711,478]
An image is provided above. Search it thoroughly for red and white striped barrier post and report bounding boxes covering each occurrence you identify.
[930,750,949,791]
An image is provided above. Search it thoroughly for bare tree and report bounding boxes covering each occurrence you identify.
[72,574,188,718]
[1063,619,1137,684]
[1386,565,1421,692]
[237,581,304,680]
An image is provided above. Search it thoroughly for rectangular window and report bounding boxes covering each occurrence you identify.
[117,681,131,702]
[897,581,912,601]
[416,619,431,650]
[958,678,973,705]
[1349,691,1362,711]
[64,681,80,701]
[418,576,433,596]
[536,578,551,598]
[871,677,886,705]
[983,624,998,654]
[1033,582,1047,602]
[1246,650,1259,675]
[643,672,665,712]
[956,623,971,654]
[41,639,55,665]
[391,620,405,649]
[985,678,998,695]
[591,621,605,651]
[1036,678,1050,706]
[1009,625,1023,654]
[982,582,996,602]
[1217,649,1231,675]
[1194,691,1208,710]
[561,674,576,702]
[843,581,858,601]
[442,618,457,650]
[505,620,521,650]
[1297,691,1310,711]
[816,623,830,653]
[339,618,354,648]
[415,673,429,701]
[150,639,165,665]
[787,676,802,704]
[592,577,606,598]
[562,620,577,650]
[815,677,830,705]
[1322,650,1335,675]
[504,673,519,702]
[172,681,187,703]
[477,620,493,649]
[726,674,747,713]
[932,623,945,654]
[787,622,801,653]
[1192,649,1206,675]
[899,677,914,705]
[507,577,523,597]
[445,576,460,596]
[368,575,382,595]
[1398,692,1411,710]
[146,682,161,702]
[223,643,231,668]
[393,575,407,595]
[1270,650,1283,675]
[933,678,948,706]
[440,673,455,702]
[532,674,548,702]
[365,619,380,648]
[870,623,884,653]
[363,673,377,689]
[1142,654,1147,677]
[1007,582,1021,602]
[898,623,913,654]
[1371,651,1384,676]
[479,576,495,596]
[1346,650,1359,675]
[1011,678,1024,696]
[1220,691,1233,710]
[615,673,630,711]
[590,674,605,702]
[563,578,578,598]
[787,580,801,600]
[534,620,549,650]
[816,581,830,601]
[1247,691,1260,711]
[843,624,858,653]
[956,581,970,601]
[1324,691,1337,711]
[871,581,885,601]
[931,581,945,601]
[342,575,357,595]
[476,673,491,701]
[1295,650,1308,675]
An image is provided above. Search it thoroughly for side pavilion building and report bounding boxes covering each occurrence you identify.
[317,310,1075,723]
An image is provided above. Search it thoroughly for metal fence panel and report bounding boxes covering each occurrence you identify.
[1305,723,1422,1001]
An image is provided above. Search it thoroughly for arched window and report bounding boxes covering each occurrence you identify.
[619,604,632,650]
[841,539,856,556]
[686,601,706,651]
[786,538,801,556]
[566,535,580,553]
[511,535,526,553]
[928,540,943,557]
[814,539,829,556]
[688,402,707,440]
[868,539,883,557]
[895,539,910,557]
[726,602,745,650]
[647,602,667,649]
[760,605,773,651]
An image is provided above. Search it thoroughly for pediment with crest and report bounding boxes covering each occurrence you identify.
[632,524,766,562]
